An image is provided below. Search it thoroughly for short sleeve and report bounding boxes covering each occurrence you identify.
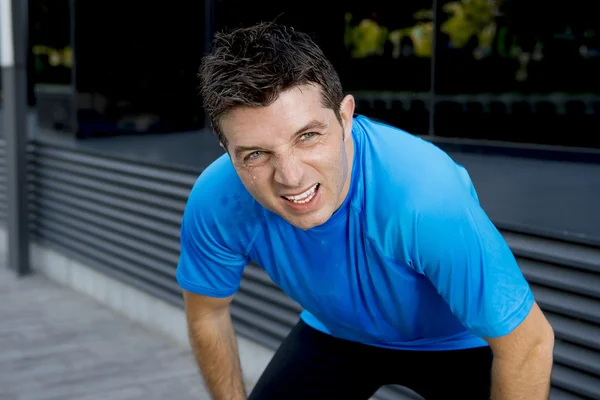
[414,197,535,338]
[176,183,249,298]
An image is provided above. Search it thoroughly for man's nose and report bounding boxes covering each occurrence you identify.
[273,155,304,187]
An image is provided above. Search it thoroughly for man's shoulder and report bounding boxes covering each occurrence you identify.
[356,116,478,257]
[356,115,472,206]
[184,153,264,239]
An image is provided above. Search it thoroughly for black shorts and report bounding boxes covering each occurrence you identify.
[248,320,493,400]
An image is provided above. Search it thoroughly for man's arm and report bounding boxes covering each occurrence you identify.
[183,290,246,400]
[485,301,554,400]
[413,192,554,398]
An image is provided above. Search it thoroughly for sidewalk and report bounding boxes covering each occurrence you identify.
[0,266,211,400]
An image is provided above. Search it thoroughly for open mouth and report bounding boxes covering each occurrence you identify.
[282,183,320,205]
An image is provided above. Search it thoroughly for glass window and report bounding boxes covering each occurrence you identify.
[214,0,434,135]
[73,1,206,137]
[342,1,433,134]
[30,0,72,87]
[29,0,73,130]
[433,0,600,148]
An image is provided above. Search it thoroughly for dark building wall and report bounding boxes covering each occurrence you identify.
[21,0,600,148]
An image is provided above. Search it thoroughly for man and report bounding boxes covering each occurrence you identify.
[176,22,554,399]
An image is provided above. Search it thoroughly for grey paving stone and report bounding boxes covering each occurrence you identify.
[0,267,210,400]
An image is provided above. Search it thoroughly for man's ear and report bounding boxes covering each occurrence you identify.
[339,94,355,140]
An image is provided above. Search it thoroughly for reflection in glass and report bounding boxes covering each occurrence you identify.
[433,0,600,148]
[436,0,599,95]
[29,0,74,131]
[341,1,433,135]
[30,0,72,87]
[73,1,205,137]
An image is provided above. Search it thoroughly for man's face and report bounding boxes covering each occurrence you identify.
[220,84,355,230]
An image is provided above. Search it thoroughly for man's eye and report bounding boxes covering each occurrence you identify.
[301,132,317,140]
[247,151,263,161]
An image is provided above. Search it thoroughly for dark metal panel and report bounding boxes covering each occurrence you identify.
[504,230,600,274]
[233,322,283,353]
[230,304,294,343]
[33,195,181,254]
[550,387,588,400]
[238,279,302,315]
[33,224,181,295]
[33,212,177,279]
[552,364,600,399]
[24,142,600,399]
[31,185,181,239]
[233,292,300,328]
[32,178,182,226]
[242,264,281,286]
[520,258,600,299]
[32,233,184,309]
[554,340,600,377]
[33,156,192,200]
[546,312,600,351]
[33,167,185,214]
[30,143,198,187]
[531,284,600,325]
[33,207,179,268]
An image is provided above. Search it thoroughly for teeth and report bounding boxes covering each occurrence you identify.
[284,184,318,204]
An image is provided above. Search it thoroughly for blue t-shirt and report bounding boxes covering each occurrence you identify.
[176,115,534,351]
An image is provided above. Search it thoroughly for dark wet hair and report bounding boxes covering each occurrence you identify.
[198,22,344,148]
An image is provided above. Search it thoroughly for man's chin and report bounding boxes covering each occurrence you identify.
[286,211,332,231]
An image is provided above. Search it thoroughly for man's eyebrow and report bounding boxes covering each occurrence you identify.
[293,119,328,136]
[232,119,329,159]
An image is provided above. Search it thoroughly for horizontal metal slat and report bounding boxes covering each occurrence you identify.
[243,264,279,287]
[239,278,302,315]
[552,364,600,399]
[554,340,600,377]
[546,313,600,351]
[33,226,181,296]
[33,196,181,255]
[520,258,600,300]
[233,322,282,352]
[532,284,600,325]
[233,291,300,328]
[34,156,192,200]
[32,233,184,309]
[550,388,586,400]
[33,186,181,239]
[34,215,177,280]
[31,143,198,186]
[34,167,186,214]
[504,231,600,274]
[32,179,182,226]
[32,204,179,268]
[230,303,294,343]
